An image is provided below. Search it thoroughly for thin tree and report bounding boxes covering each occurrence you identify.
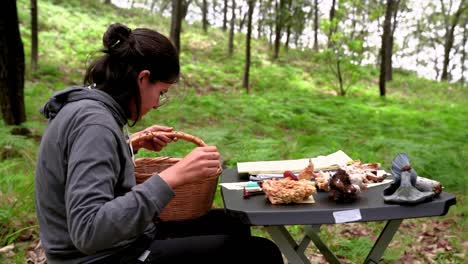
[260,0,274,47]
[273,0,286,59]
[379,0,395,97]
[291,0,309,49]
[461,20,467,85]
[150,0,157,12]
[238,4,249,32]
[284,0,292,51]
[387,0,400,81]
[313,0,319,51]
[151,0,172,13]
[228,0,236,56]
[105,0,112,4]
[440,0,466,81]
[327,0,336,48]
[243,0,255,93]
[0,0,26,125]
[170,0,182,53]
[202,0,208,32]
[257,0,264,39]
[181,0,191,18]
[222,0,228,31]
[31,0,38,72]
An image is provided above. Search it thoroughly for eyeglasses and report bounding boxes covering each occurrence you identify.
[157,77,188,107]
[159,91,169,106]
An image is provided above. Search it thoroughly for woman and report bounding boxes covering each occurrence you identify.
[34,23,283,264]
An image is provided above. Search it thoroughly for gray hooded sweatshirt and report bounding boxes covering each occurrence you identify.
[35,86,175,263]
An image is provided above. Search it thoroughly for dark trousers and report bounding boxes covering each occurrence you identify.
[101,209,284,264]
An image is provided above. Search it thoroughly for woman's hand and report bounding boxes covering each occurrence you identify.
[159,146,221,188]
[131,125,177,152]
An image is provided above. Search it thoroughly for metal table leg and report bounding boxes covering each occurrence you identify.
[364,219,403,264]
[266,220,402,264]
[265,226,310,264]
[305,225,342,264]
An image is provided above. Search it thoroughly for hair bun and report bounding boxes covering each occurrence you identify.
[103,23,132,50]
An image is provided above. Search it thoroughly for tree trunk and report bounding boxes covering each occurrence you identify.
[243,0,255,93]
[105,0,112,4]
[285,26,291,51]
[461,21,467,85]
[313,0,319,51]
[228,0,236,56]
[284,0,292,51]
[31,0,38,72]
[379,0,393,97]
[170,0,182,53]
[181,0,191,19]
[349,6,356,40]
[273,0,285,59]
[239,7,248,32]
[0,0,26,125]
[336,59,345,96]
[202,0,208,32]
[386,0,400,81]
[294,32,300,48]
[222,0,228,31]
[257,0,263,38]
[441,1,465,81]
[269,20,274,50]
[327,0,336,48]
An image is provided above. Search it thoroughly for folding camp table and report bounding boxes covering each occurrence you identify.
[220,168,456,264]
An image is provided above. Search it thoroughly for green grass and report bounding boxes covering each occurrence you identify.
[0,0,466,263]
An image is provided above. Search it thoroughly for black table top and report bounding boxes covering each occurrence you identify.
[220,168,457,226]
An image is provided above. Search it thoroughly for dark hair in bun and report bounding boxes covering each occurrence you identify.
[84,23,180,124]
[102,23,132,51]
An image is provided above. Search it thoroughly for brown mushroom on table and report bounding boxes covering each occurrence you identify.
[329,169,359,202]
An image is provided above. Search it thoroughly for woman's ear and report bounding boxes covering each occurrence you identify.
[137,70,151,86]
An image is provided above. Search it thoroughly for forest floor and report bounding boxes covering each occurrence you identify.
[0,0,466,263]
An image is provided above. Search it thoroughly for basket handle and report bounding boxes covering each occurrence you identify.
[131,131,222,175]
[130,131,208,147]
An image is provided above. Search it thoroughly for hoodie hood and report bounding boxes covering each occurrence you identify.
[40,86,128,126]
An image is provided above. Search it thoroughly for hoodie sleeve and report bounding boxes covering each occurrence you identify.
[65,124,174,254]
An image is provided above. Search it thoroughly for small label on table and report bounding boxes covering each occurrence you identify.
[333,209,362,223]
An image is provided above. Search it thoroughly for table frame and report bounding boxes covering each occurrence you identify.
[265,219,402,264]
[220,169,456,264]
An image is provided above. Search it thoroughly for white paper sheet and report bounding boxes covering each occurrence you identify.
[220,178,391,192]
[236,150,353,174]
[366,179,392,188]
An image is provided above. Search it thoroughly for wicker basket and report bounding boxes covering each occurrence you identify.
[131,131,221,222]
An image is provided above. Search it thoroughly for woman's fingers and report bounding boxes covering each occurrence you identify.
[160,145,222,187]
[144,125,173,133]
[199,146,218,152]
[204,160,221,168]
[138,134,175,151]
[205,152,220,160]
[152,135,172,146]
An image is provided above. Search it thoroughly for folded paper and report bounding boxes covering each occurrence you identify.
[237,150,353,174]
